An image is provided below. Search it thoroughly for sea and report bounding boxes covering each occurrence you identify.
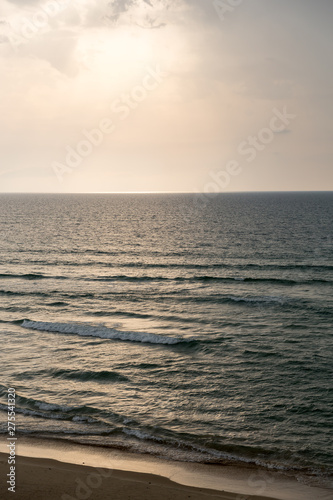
[0,192,332,487]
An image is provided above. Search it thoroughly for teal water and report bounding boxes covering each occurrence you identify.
[0,193,332,485]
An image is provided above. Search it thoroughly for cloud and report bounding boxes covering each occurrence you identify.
[103,0,173,28]
[0,0,332,192]
[106,0,136,22]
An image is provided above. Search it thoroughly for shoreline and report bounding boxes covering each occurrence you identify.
[1,436,332,500]
[0,453,276,500]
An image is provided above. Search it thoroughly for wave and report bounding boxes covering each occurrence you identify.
[1,271,331,286]
[109,261,333,272]
[0,393,331,480]
[0,318,28,325]
[188,276,332,285]
[170,294,290,306]
[88,309,213,326]
[119,427,287,468]
[0,290,52,297]
[7,247,333,266]
[88,275,169,282]
[21,320,194,345]
[47,302,69,307]
[0,273,45,280]
[85,274,332,285]
[0,273,67,280]
[48,368,129,383]
[4,417,327,477]
[0,400,96,423]
[227,294,288,304]
[226,262,333,272]
[14,367,130,383]
[3,253,333,270]
[0,393,135,429]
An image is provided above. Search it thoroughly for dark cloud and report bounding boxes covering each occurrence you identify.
[106,0,136,22]
[105,0,172,25]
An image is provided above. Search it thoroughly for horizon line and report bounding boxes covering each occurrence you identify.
[0,190,332,195]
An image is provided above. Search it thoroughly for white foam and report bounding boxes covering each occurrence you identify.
[123,428,163,442]
[35,402,79,412]
[72,415,96,423]
[21,320,189,345]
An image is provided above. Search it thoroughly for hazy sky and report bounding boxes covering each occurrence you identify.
[0,0,332,193]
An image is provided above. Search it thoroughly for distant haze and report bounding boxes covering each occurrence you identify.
[0,0,332,193]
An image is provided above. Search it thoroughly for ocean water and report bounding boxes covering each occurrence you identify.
[0,193,332,485]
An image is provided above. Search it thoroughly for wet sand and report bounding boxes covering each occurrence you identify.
[0,437,332,500]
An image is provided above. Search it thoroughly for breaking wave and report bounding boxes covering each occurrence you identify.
[21,320,194,345]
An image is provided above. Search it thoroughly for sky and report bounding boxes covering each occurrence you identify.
[0,0,332,193]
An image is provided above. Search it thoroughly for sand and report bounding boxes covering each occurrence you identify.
[0,438,332,500]
[0,453,277,500]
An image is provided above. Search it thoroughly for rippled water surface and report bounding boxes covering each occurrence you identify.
[0,193,332,483]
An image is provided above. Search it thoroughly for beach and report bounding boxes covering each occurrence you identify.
[0,193,332,499]
[0,454,268,500]
[1,437,332,500]
[1,0,333,495]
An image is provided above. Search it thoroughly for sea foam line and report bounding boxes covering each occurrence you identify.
[21,320,192,345]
